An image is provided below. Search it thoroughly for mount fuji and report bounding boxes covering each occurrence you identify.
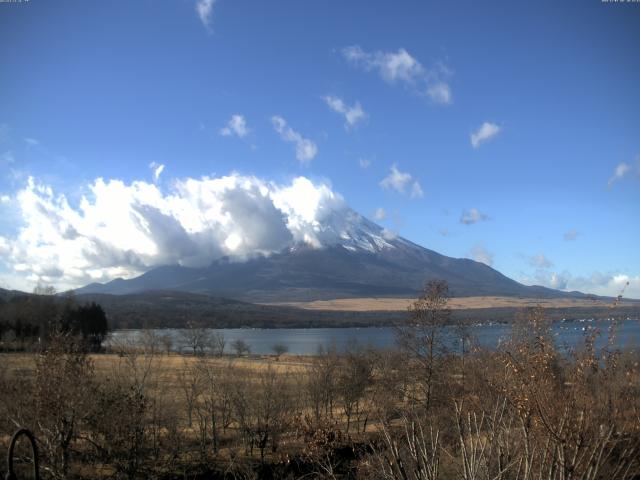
[75,208,581,302]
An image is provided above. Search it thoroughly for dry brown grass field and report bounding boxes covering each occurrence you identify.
[267,295,638,311]
[2,289,640,479]
[0,351,313,384]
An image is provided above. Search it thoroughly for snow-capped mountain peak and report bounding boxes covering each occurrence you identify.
[308,208,398,253]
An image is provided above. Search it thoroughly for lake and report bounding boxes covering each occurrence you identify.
[107,318,640,355]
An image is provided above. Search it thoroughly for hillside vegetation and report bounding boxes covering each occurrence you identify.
[1,281,639,479]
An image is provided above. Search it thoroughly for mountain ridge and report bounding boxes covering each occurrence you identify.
[74,208,592,301]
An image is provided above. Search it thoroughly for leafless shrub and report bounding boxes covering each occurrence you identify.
[84,378,148,479]
[307,344,340,426]
[271,342,289,360]
[337,344,375,434]
[232,338,251,357]
[231,366,297,462]
[32,333,96,479]
[372,416,441,480]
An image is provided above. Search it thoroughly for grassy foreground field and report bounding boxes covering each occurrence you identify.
[2,301,640,479]
[1,351,312,385]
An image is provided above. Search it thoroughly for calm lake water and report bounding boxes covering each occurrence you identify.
[107,318,640,355]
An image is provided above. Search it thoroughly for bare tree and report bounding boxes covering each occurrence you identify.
[209,331,226,356]
[160,333,173,355]
[337,343,374,433]
[178,360,201,428]
[193,357,234,455]
[179,322,211,356]
[231,338,251,357]
[140,328,161,355]
[396,279,450,411]
[231,367,296,462]
[306,344,339,424]
[271,342,288,360]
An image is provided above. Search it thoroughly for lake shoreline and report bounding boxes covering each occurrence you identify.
[106,318,640,356]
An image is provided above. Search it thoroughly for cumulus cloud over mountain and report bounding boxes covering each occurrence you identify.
[0,174,349,288]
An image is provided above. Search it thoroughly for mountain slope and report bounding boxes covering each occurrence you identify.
[75,208,584,301]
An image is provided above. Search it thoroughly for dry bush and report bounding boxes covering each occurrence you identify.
[231,366,298,462]
[32,333,97,479]
[84,378,148,479]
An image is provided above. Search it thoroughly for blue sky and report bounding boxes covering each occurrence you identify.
[0,0,639,297]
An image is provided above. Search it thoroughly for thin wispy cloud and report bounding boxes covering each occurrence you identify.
[219,114,250,138]
[529,253,553,269]
[564,229,578,241]
[470,122,501,148]
[196,0,215,31]
[532,271,571,290]
[271,116,317,165]
[410,182,424,198]
[381,228,397,241]
[426,82,452,105]
[324,95,366,129]
[460,208,489,225]
[470,244,493,266]
[149,162,165,182]
[379,163,424,198]
[607,162,633,187]
[342,46,452,105]
[0,151,14,165]
[358,158,371,169]
[373,207,386,221]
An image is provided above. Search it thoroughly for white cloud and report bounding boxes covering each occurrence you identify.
[426,82,452,104]
[358,158,371,169]
[522,270,640,299]
[381,228,397,241]
[459,208,489,225]
[196,0,215,30]
[379,164,423,198]
[607,162,631,187]
[342,46,452,105]
[219,114,250,138]
[0,195,9,204]
[563,229,578,241]
[271,116,317,165]
[149,162,165,182]
[528,253,553,269]
[470,122,501,148]
[410,182,424,199]
[324,95,366,129]
[373,208,386,221]
[0,175,358,289]
[548,272,569,290]
[470,244,493,266]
